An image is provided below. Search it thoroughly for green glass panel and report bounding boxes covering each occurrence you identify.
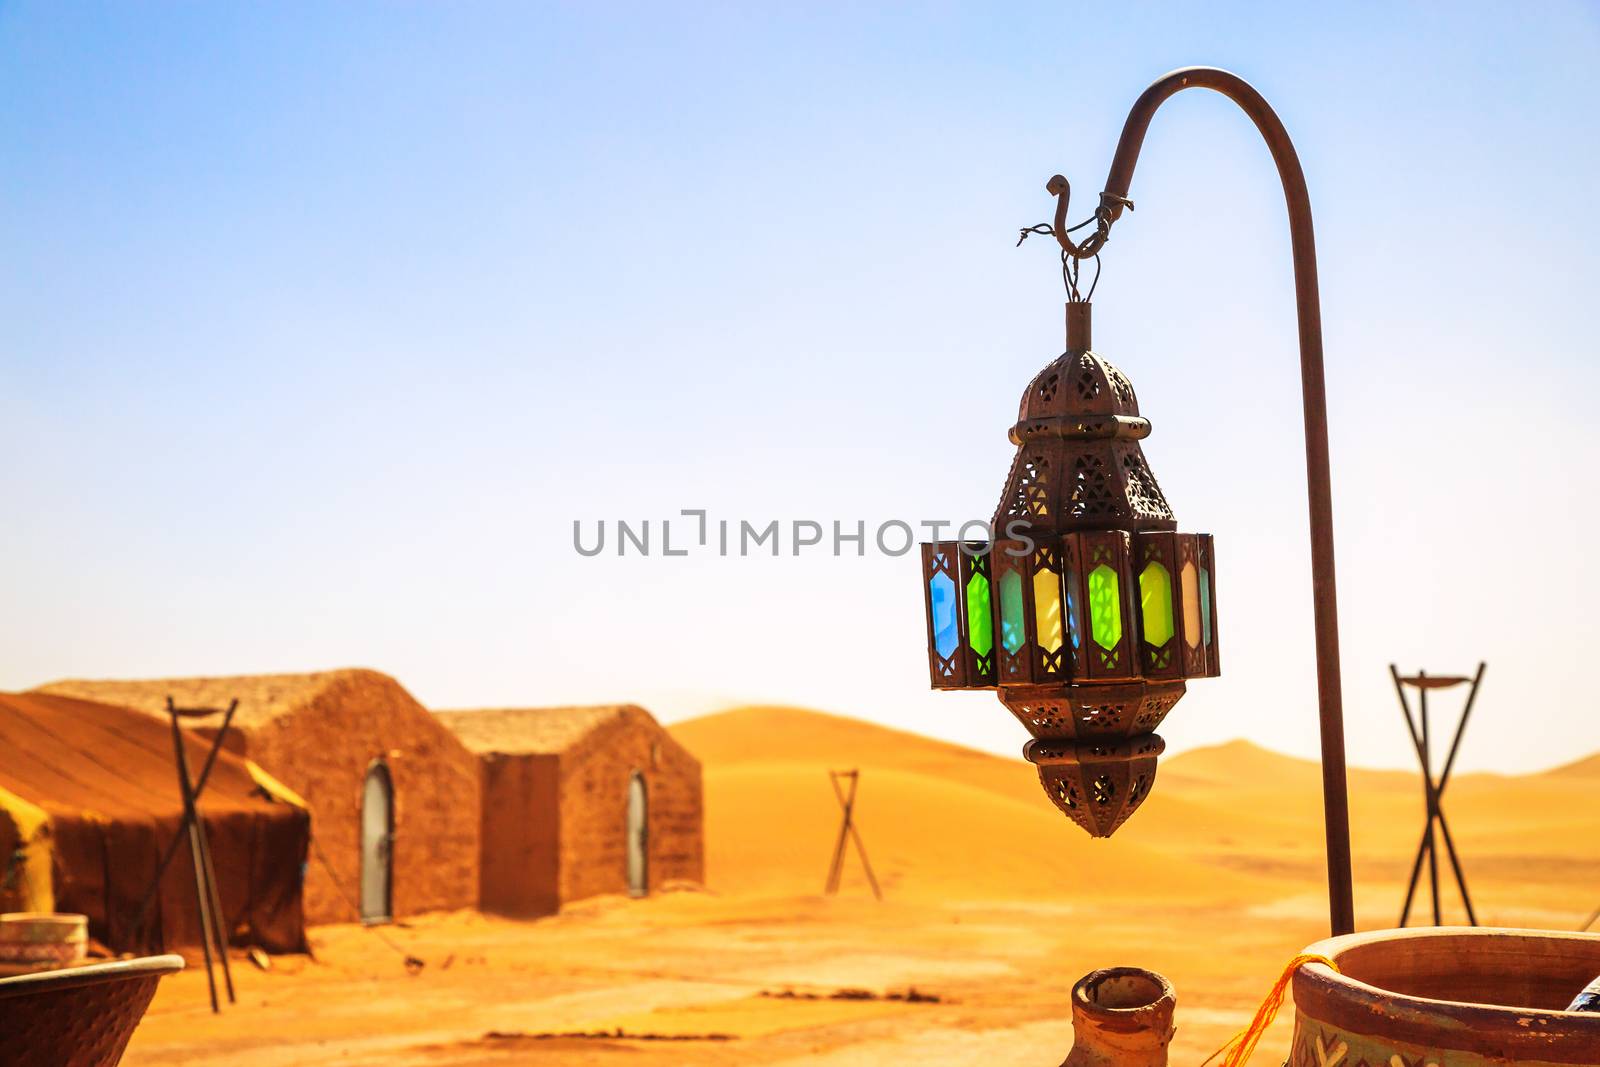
[1032,566,1063,655]
[1139,561,1174,648]
[1000,569,1025,655]
[1200,566,1213,647]
[1088,564,1121,652]
[966,568,993,658]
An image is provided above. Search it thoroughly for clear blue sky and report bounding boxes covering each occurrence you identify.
[3,2,1597,772]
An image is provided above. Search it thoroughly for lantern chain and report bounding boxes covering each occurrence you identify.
[1017,218,1102,302]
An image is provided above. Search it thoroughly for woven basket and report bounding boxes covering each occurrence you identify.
[0,955,184,1067]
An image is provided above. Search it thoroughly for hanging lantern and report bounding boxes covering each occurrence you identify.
[919,301,1219,836]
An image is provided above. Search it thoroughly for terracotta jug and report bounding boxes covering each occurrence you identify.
[1062,966,1175,1067]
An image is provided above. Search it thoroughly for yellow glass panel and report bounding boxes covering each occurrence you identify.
[1139,561,1174,648]
[1032,566,1063,655]
[1180,560,1201,649]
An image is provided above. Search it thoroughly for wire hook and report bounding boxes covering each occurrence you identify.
[1045,175,1133,261]
[1047,175,1076,252]
[1017,174,1124,300]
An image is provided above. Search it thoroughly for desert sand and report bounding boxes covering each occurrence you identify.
[123,706,1600,1065]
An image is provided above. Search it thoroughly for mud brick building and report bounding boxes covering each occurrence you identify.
[437,704,702,916]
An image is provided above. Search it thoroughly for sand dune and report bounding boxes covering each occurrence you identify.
[673,706,1033,804]
[671,705,1600,922]
[674,706,1282,900]
[1546,752,1600,778]
[693,759,1276,902]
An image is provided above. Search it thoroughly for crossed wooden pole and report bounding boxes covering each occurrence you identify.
[127,698,240,1013]
[824,769,882,901]
[1390,663,1485,928]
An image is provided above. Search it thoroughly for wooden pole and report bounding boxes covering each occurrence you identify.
[169,701,220,1014]
[824,770,882,901]
[824,770,852,895]
[1420,677,1441,926]
[1391,665,1424,927]
[1390,666,1482,927]
[130,699,240,948]
[191,809,236,1003]
[1099,67,1353,935]
[1397,823,1428,928]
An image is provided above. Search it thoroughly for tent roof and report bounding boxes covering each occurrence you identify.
[435,705,647,756]
[0,691,308,955]
[33,668,395,734]
[0,690,302,822]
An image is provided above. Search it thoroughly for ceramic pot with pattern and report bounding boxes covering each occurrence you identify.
[1291,927,1600,1067]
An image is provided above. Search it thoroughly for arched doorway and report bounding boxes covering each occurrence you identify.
[626,773,648,898]
[360,760,394,924]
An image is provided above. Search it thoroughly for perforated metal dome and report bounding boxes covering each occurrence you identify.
[1016,348,1141,425]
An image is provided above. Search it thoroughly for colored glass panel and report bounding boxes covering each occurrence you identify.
[1200,566,1213,647]
[930,565,959,660]
[1088,563,1121,652]
[1139,561,1174,647]
[1065,569,1082,651]
[1000,569,1026,654]
[1180,561,1201,649]
[1032,566,1063,655]
[966,568,993,658]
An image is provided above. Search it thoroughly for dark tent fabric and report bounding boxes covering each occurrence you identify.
[0,692,308,954]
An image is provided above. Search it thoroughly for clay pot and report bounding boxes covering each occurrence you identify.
[1291,927,1600,1066]
[0,913,87,971]
[1062,966,1175,1067]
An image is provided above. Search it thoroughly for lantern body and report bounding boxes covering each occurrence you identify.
[918,303,1219,836]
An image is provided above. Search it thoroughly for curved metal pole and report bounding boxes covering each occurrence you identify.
[1094,66,1354,936]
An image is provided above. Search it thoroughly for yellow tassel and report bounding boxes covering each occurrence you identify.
[1201,953,1341,1067]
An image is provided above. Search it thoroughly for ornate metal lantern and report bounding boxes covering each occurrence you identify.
[919,65,1355,934]
[920,300,1219,837]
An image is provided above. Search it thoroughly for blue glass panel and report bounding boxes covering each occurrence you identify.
[1065,568,1081,651]
[930,563,959,660]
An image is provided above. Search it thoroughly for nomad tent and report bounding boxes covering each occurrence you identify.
[37,669,481,925]
[0,691,308,954]
[437,704,703,917]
